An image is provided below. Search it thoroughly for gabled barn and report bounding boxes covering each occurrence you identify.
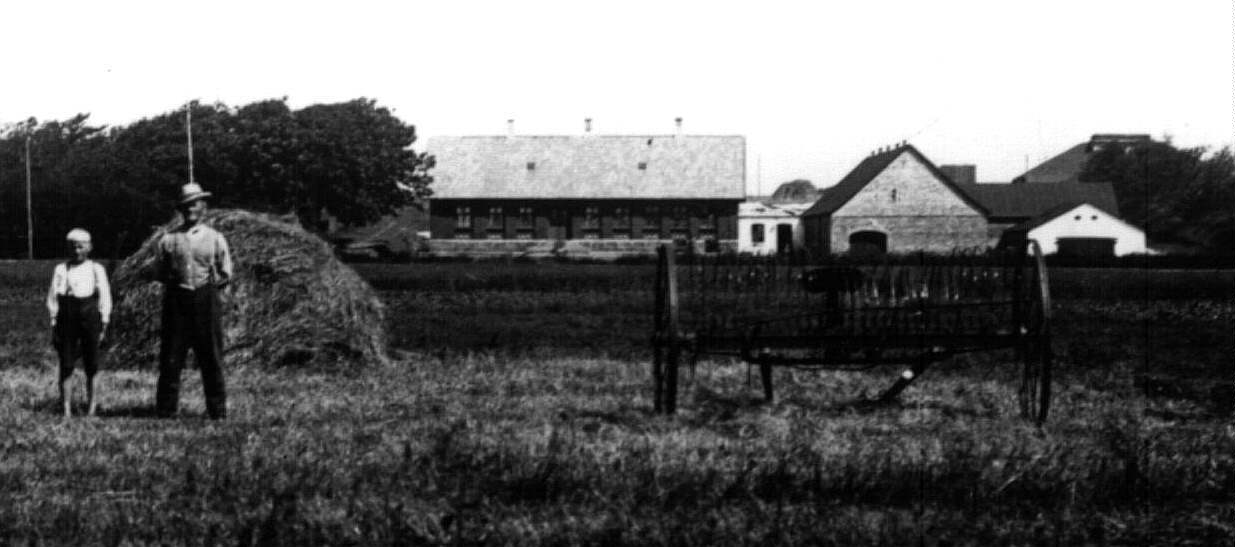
[425,132,745,257]
[801,144,990,255]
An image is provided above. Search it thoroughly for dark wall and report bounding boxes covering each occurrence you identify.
[803,214,831,254]
[430,199,739,240]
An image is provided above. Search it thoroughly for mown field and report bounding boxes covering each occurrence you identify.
[1,260,1233,545]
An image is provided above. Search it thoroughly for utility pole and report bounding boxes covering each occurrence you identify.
[186,104,195,184]
[25,135,33,259]
[757,154,763,197]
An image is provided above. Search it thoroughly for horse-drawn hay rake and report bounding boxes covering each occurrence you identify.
[650,241,1053,423]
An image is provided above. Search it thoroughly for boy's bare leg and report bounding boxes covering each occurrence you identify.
[85,374,97,416]
[59,372,73,418]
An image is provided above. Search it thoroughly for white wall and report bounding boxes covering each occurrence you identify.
[1028,203,1149,256]
[738,203,802,255]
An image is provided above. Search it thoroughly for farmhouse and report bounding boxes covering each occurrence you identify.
[425,124,745,257]
[801,142,1149,256]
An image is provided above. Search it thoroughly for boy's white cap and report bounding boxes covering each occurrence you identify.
[65,228,92,243]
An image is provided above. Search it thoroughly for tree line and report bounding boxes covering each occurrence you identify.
[1082,139,1234,254]
[0,98,433,259]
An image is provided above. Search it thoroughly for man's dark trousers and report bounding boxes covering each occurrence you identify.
[156,285,226,419]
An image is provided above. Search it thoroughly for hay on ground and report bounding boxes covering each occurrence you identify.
[107,209,389,369]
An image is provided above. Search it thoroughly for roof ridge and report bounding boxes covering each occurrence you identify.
[429,134,745,140]
[804,144,989,217]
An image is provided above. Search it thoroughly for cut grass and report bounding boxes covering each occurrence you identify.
[1,260,1233,544]
[1,356,1234,545]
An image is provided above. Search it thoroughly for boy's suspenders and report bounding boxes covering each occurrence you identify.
[60,261,101,299]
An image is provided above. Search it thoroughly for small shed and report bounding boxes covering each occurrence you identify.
[1007,202,1149,256]
[737,202,811,255]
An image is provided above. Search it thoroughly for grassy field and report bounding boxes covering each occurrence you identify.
[1,260,1233,545]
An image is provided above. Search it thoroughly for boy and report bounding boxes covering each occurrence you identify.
[47,228,112,417]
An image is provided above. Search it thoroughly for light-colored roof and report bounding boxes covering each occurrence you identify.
[426,135,745,199]
[1010,201,1136,232]
[740,202,811,218]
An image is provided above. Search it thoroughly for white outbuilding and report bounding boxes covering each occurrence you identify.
[738,202,811,255]
[1014,202,1150,256]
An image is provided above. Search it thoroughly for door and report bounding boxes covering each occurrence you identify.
[848,231,888,256]
[776,224,794,254]
[548,209,571,240]
[1056,237,1115,257]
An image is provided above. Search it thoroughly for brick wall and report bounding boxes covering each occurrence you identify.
[830,151,988,253]
[830,216,989,253]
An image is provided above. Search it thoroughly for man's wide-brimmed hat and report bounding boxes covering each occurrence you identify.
[178,182,213,205]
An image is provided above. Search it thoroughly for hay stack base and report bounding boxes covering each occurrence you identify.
[108,209,389,370]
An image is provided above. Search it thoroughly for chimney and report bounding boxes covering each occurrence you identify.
[938,164,977,185]
[507,119,514,137]
[674,117,683,137]
[584,118,592,134]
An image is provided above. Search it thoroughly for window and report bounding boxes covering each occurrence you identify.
[671,205,690,237]
[890,189,898,203]
[751,223,765,244]
[583,206,600,229]
[455,206,472,238]
[516,206,534,237]
[1074,215,1082,221]
[699,211,717,236]
[583,206,601,238]
[637,161,648,170]
[643,205,662,238]
[526,161,536,171]
[487,206,504,234]
[612,206,631,239]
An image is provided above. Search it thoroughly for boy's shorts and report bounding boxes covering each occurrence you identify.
[53,295,103,376]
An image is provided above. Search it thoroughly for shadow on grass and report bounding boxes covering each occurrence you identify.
[565,408,650,429]
[21,397,161,419]
[687,386,770,423]
[94,404,162,419]
[781,392,907,416]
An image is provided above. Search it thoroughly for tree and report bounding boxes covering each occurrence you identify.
[769,179,818,203]
[288,98,433,231]
[1082,140,1235,253]
[117,98,433,232]
[0,98,433,257]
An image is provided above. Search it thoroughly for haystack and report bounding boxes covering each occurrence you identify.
[107,209,389,369]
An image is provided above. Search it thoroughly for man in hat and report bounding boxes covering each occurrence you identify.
[153,182,233,419]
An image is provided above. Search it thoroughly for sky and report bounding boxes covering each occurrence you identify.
[1,0,1231,195]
